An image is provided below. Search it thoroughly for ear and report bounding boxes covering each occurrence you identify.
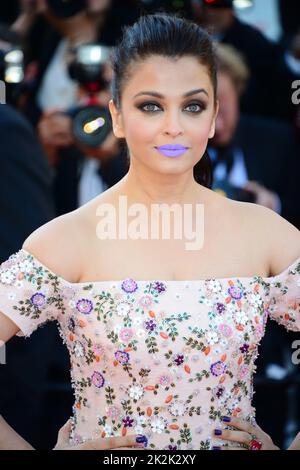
[109,99,125,138]
[208,100,219,139]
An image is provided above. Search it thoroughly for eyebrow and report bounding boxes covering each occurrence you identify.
[133,88,209,99]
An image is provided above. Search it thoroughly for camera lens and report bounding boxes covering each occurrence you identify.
[72,105,112,147]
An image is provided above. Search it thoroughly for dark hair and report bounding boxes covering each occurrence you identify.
[110,13,217,189]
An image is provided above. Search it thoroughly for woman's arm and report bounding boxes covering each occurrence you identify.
[0,416,34,450]
[0,415,144,450]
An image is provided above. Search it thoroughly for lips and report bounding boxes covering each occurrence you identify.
[155,145,189,158]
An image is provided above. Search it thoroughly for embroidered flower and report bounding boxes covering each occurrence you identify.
[19,260,33,274]
[119,327,134,342]
[239,364,249,379]
[114,350,130,366]
[173,353,184,366]
[127,384,144,400]
[133,317,143,327]
[136,328,146,339]
[158,374,172,387]
[76,299,93,315]
[210,361,226,376]
[1,270,16,285]
[168,400,187,417]
[136,415,147,425]
[116,301,131,317]
[150,416,168,434]
[93,344,104,357]
[206,331,219,345]
[152,281,166,294]
[139,295,153,308]
[207,280,222,293]
[73,341,85,358]
[213,302,226,315]
[228,286,243,300]
[121,279,138,293]
[145,319,157,331]
[235,310,248,325]
[212,385,225,399]
[30,292,46,307]
[249,293,264,308]
[254,324,264,340]
[240,343,249,354]
[106,405,121,419]
[219,323,233,338]
[91,371,105,388]
[168,444,178,450]
[123,416,135,427]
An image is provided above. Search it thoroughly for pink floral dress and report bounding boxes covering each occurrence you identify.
[0,249,299,450]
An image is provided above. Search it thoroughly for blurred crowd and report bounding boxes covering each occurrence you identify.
[0,0,299,449]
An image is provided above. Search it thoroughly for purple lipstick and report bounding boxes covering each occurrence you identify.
[156,144,188,158]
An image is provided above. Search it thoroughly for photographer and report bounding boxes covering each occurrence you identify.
[209,43,300,230]
[27,0,132,215]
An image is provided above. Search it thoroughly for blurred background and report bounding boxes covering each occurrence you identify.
[0,0,299,449]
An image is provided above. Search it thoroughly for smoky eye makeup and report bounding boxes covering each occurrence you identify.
[135,100,208,114]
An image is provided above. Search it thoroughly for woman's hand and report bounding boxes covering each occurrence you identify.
[53,419,146,450]
[212,416,280,450]
[287,431,300,450]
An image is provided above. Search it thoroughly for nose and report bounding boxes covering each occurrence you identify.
[162,110,184,137]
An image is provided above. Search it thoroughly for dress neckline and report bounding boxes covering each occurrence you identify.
[20,248,300,288]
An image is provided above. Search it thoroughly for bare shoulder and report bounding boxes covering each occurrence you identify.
[229,199,300,275]
[22,184,124,282]
[22,208,91,283]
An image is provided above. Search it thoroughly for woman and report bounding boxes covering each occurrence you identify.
[0,14,299,450]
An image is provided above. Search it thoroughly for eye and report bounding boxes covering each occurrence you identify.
[184,102,206,113]
[137,102,161,113]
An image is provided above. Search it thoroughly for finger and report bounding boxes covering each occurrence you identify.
[212,445,247,451]
[220,446,247,451]
[221,417,260,435]
[57,419,72,444]
[214,429,251,445]
[112,447,145,450]
[80,434,142,451]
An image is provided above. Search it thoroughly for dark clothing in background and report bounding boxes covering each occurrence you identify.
[236,115,300,229]
[0,104,57,448]
[221,17,294,121]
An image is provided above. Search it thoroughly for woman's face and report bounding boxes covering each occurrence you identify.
[109,55,218,177]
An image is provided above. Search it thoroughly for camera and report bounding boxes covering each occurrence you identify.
[0,25,24,104]
[0,47,24,85]
[66,43,113,148]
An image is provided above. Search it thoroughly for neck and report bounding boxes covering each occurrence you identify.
[117,163,206,207]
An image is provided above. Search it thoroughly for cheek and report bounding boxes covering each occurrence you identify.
[189,118,213,145]
[123,114,158,145]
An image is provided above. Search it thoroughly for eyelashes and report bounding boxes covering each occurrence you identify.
[136,101,207,114]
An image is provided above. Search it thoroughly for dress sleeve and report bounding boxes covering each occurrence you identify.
[0,249,66,337]
[266,256,300,332]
